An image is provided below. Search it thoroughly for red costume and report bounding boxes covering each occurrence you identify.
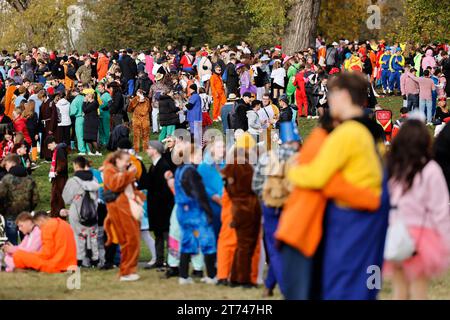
[292,71,308,117]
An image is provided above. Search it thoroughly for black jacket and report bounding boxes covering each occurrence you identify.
[158,95,179,126]
[434,124,450,192]
[233,99,251,131]
[145,157,175,232]
[277,107,293,128]
[82,100,99,141]
[134,76,153,96]
[225,63,239,94]
[119,55,138,81]
[110,90,124,115]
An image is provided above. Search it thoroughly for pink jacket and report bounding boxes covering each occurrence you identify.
[422,49,436,71]
[389,160,450,248]
[407,73,435,100]
[145,55,154,82]
[5,226,42,272]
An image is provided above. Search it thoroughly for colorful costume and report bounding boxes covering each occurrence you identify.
[210,73,226,121]
[13,218,77,273]
[69,94,87,154]
[174,164,216,255]
[127,96,150,152]
[292,71,308,117]
[5,226,41,272]
[287,120,389,300]
[379,52,392,91]
[103,162,145,277]
[99,92,112,146]
[389,53,405,92]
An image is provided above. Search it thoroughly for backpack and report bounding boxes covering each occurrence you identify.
[375,109,393,142]
[228,101,239,130]
[79,190,98,227]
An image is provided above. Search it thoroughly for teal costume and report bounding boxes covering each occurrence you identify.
[69,94,87,153]
[99,92,112,146]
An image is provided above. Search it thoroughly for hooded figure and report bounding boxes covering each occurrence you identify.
[422,49,436,72]
[62,169,100,266]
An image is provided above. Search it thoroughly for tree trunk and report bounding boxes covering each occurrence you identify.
[282,0,322,55]
[5,0,31,12]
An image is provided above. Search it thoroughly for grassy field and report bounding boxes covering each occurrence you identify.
[1,96,449,300]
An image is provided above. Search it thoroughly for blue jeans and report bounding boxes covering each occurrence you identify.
[381,69,391,90]
[127,79,135,96]
[419,99,433,123]
[432,91,437,118]
[280,244,312,300]
[389,71,401,91]
[5,219,18,245]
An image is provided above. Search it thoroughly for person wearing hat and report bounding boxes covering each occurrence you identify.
[277,94,296,129]
[251,120,301,297]
[220,93,238,132]
[198,51,212,92]
[379,46,393,94]
[388,47,405,95]
[221,133,261,288]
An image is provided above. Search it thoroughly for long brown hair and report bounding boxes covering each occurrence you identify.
[387,120,432,193]
[105,150,129,167]
[22,100,35,119]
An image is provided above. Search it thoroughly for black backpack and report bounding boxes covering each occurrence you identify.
[228,101,240,130]
[79,190,98,227]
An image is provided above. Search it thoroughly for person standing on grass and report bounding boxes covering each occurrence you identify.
[158,90,179,142]
[82,90,101,156]
[97,83,112,147]
[103,150,145,281]
[128,89,151,153]
[46,135,68,218]
[210,65,226,122]
[384,120,450,300]
[70,88,87,155]
[62,156,100,268]
[145,140,175,269]
[406,69,435,125]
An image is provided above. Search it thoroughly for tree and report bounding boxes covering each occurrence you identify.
[283,0,322,54]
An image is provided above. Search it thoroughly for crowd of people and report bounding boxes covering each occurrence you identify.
[0,38,450,300]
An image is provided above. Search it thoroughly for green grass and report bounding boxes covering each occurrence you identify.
[2,96,449,300]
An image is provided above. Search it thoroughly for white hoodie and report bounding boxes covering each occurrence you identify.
[56,98,72,126]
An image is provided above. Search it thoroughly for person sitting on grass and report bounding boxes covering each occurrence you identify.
[2,211,42,272]
[13,211,77,273]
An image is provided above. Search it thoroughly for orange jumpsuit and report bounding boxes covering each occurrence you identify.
[210,73,226,121]
[4,86,16,118]
[97,56,110,81]
[276,128,380,257]
[13,218,77,273]
[103,163,146,277]
[128,97,151,152]
[216,190,261,284]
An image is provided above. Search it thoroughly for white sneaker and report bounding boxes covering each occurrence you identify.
[179,277,194,285]
[87,152,95,156]
[307,115,312,119]
[147,259,156,266]
[218,116,222,121]
[120,274,140,282]
[78,152,87,156]
[200,277,217,285]
[427,122,433,126]
[95,151,102,156]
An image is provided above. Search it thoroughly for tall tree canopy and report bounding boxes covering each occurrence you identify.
[0,0,448,51]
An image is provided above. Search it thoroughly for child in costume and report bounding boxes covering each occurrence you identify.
[221,133,262,288]
[384,120,450,300]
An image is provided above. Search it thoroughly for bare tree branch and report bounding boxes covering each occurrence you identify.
[4,0,31,12]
